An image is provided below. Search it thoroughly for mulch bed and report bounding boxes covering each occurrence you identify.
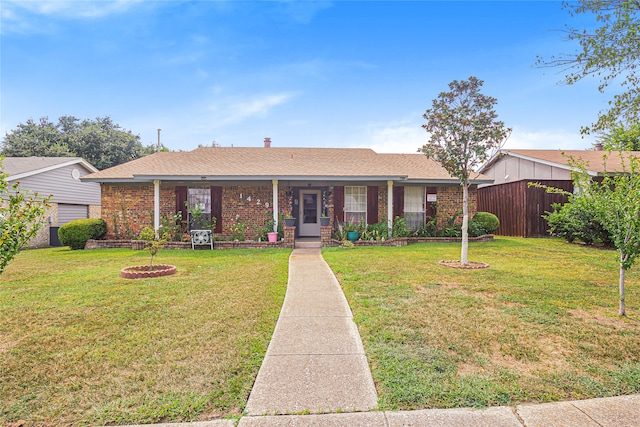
[438,260,490,269]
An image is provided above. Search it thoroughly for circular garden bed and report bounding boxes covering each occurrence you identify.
[120,264,177,279]
[438,260,489,269]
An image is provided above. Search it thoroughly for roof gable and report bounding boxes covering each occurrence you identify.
[480,149,640,176]
[3,157,98,181]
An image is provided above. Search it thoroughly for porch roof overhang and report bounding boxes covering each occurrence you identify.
[83,174,410,183]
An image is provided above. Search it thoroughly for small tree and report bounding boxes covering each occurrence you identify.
[0,158,51,273]
[138,227,169,271]
[421,76,511,265]
[582,153,640,316]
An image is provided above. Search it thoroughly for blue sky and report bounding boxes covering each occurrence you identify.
[1,0,606,153]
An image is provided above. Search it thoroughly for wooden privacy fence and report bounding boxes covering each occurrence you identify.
[477,180,573,237]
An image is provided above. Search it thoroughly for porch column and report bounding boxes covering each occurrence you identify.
[272,179,279,232]
[387,180,393,238]
[154,179,161,235]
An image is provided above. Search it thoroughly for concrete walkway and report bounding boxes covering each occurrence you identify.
[244,248,378,416]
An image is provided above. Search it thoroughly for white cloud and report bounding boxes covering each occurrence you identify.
[354,120,598,154]
[350,116,427,154]
[1,0,145,34]
[5,0,142,18]
[209,93,294,127]
[504,126,595,150]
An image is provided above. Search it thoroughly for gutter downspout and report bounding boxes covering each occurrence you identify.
[154,179,161,236]
[272,179,279,232]
[387,180,393,239]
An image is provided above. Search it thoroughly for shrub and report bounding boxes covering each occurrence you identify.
[544,198,612,245]
[58,218,107,250]
[392,216,409,238]
[469,212,500,236]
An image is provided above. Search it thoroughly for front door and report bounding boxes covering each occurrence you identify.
[299,190,321,236]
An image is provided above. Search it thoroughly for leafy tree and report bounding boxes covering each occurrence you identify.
[0,157,51,274]
[596,122,640,150]
[539,1,639,134]
[421,76,511,265]
[1,116,157,170]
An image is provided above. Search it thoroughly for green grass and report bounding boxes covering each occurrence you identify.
[322,237,640,410]
[0,247,291,426]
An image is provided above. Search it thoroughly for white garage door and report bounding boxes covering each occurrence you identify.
[58,204,88,225]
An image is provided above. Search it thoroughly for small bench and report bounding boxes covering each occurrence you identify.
[190,230,213,249]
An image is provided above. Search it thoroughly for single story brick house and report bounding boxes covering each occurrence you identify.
[81,142,492,241]
[2,157,101,247]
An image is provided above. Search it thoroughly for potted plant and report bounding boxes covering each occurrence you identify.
[282,211,296,227]
[343,221,360,242]
[320,213,330,226]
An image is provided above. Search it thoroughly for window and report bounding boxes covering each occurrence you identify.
[345,186,367,224]
[187,187,212,230]
[404,186,425,230]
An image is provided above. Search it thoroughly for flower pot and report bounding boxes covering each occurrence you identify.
[284,218,296,227]
[320,217,330,226]
[347,231,359,242]
[267,232,278,242]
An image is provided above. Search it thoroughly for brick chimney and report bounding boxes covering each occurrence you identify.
[264,137,271,148]
[595,142,604,151]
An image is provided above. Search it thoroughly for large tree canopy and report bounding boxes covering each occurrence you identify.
[540,1,640,134]
[1,116,157,170]
[421,76,511,265]
[597,122,640,150]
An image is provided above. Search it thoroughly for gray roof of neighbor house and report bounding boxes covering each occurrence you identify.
[81,147,492,184]
[480,149,640,176]
[3,157,98,180]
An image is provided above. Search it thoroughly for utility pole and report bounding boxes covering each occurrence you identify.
[157,128,161,152]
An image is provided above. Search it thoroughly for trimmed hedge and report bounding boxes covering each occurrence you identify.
[58,218,107,250]
[469,212,500,237]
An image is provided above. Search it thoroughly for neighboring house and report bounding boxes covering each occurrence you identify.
[2,157,101,247]
[82,142,493,243]
[477,149,640,237]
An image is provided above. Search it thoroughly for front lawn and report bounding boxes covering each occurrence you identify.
[323,237,640,410]
[0,247,290,426]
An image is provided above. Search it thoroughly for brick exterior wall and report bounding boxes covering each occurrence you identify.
[436,185,478,226]
[101,184,176,239]
[88,204,101,219]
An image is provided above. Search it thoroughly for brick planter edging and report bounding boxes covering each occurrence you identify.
[120,264,177,279]
[86,239,284,250]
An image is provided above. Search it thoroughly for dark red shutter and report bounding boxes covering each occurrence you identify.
[367,186,378,224]
[393,186,404,220]
[175,186,188,222]
[211,186,222,233]
[333,186,344,222]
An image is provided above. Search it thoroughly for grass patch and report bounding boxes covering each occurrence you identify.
[322,237,640,410]
[0,247,291,426]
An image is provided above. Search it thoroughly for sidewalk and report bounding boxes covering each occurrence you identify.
[244,248,378,416]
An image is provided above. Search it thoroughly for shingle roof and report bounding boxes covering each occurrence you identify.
[502,149,640,174]
[82,147,492,183]
[2,157,97,179]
